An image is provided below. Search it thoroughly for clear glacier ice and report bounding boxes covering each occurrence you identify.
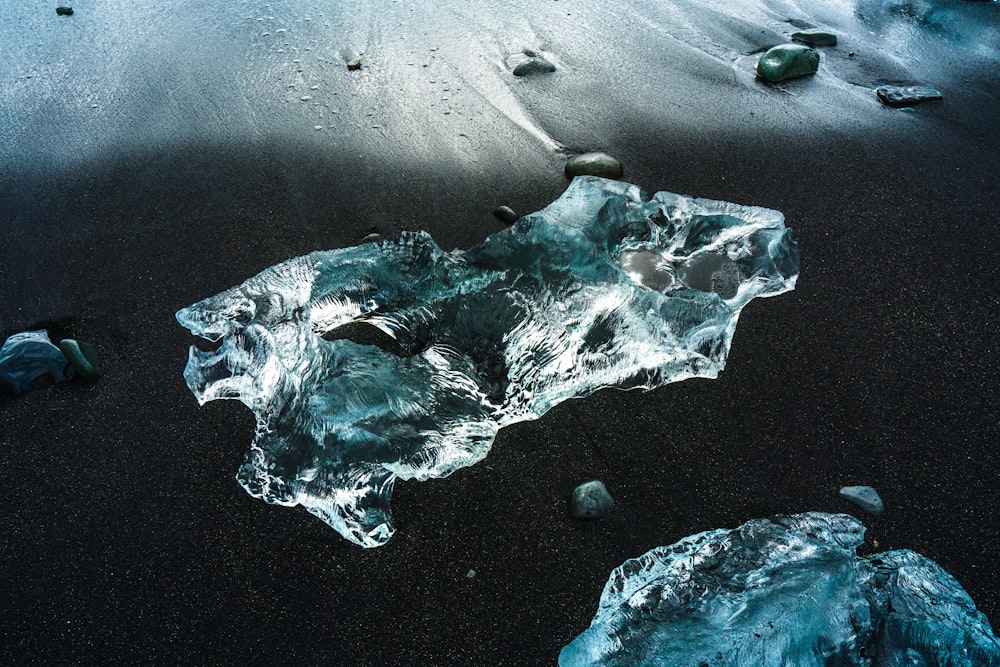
[176,176,799,547]
[560,512,1000,667]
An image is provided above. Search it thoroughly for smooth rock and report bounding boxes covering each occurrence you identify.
[791,30,837,47]
[361,232,382,244]
[347,58,361,71]
[493,206,518,225]
[876,85,943,107]
[564,152,623,179]
[0,330,75,395]
[756,44,820,82]
[570,480,614,519]
[839,485,884,515]
[58,339,102,381]
[513,57,556,77]
[55,6,73,16]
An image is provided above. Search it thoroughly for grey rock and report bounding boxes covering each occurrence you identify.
[55,6,73,16]
[570,480,614,519]
[513,57,556,77]
[839,485,884,515]
[791,30,837,47]
[876,85,943,107]
[564,152,623,179]
[493,206,518,225]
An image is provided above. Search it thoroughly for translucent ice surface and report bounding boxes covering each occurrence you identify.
[560,512,1000,667]
[177,177,798,546]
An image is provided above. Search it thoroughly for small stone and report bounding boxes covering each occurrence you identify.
[564,152,623,179]
[839,485,884,515]
[347,58,362,71]
[58,339,102,381]
[791,30,837,47]
[361,233,382,244]
[570,480,614,519]
[493,206,518,225]
[875,85,942,107]
[756,44,820,82]
[56,6,73,16]
[513,57,556,77]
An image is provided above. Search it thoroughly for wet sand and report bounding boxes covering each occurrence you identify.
[2,1,999,664]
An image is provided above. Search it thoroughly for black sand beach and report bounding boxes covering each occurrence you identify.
[2,1,999,664]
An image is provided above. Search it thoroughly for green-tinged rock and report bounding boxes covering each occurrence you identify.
[791,30,837,47]
[58,339,102,380]
[513,57,555,77]
[56,6,73,15]
[756,44,820,82]
[564,152,623,179]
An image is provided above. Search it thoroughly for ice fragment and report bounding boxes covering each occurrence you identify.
[561,512,1000,666]
[177,177,799,547]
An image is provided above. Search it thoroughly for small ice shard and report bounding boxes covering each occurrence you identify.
[564,153,623,179]
[840,484,884,514]
[876,85,943,107]
[560,512,1000,667]
[756,44,820,82]
[177,176,798,547]
[791,30,838,47]
[570,481,614,519]
[0,330,75,395]
[513,56,556,76]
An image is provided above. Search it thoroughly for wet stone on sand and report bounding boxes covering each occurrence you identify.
[493,206,518,225]
[564,152,623,179]
[570,481,614,519]
[840,485,884,515]
[791,30,837,47]
[756,44,820,82]
[876,85,942,107]
[513,57,556,77]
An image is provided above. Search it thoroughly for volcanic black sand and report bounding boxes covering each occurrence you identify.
[2,2,999,665]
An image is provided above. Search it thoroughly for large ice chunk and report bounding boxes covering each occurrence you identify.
[560,512,1000,667]
[176,177,798,547]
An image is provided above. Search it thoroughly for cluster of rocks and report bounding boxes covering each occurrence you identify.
[756,27,942,108]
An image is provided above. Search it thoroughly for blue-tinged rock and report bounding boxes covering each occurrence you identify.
[840,485,884,514]
[178,176,798,547]
[560,512,1000,666]
[791,30,837,47]
[876,85,943,107]
[564,152,623,179]
[0,330,75,395]
[58,339,102,381]
[756,44,820,82]
[570,481,614,519]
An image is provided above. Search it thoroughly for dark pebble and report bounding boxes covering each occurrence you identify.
[493,206,518,225]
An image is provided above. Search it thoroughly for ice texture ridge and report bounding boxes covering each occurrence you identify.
[176,177,799,547]
[560,512,1000,667]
